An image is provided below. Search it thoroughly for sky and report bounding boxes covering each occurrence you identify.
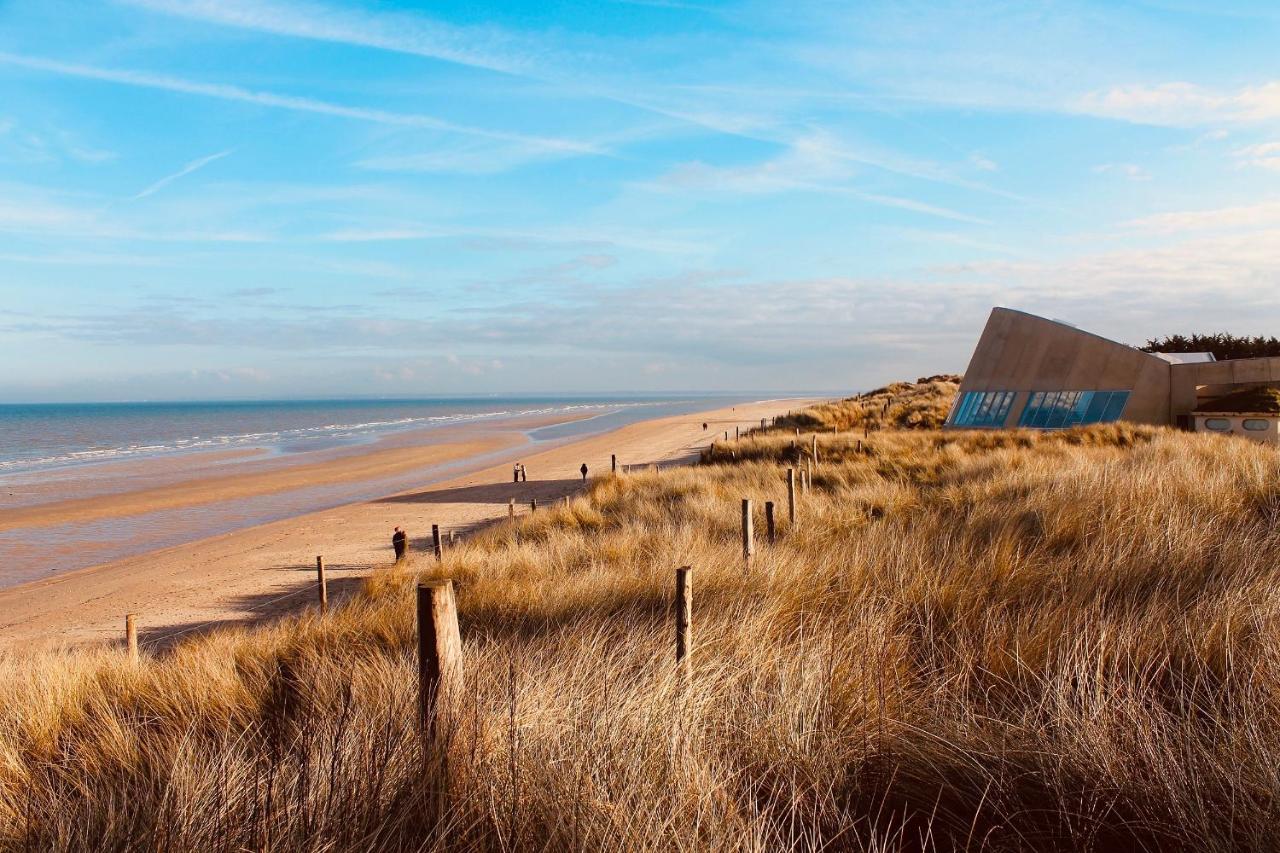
[1,0,1279,401]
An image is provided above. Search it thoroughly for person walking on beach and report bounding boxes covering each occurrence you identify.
[520,464,528,482]
[580,462,589,482]
[513,463,521,483]
[392,526,407,562]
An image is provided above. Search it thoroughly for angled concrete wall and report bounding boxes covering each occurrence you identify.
[957,307,1172,426]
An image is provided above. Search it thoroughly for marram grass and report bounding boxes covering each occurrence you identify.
[4,382,1280,850]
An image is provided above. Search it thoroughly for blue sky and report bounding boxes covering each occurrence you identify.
[1,0,1279,400]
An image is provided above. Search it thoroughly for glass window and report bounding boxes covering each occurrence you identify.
[1204,418,1231,431]
[948,391,1017,428]
[1100,391,1129,422]
[1016,390,1131,430]
[1032,392,1058,428]
[1082,392,1109,423]
[1243,419,1270,431]
[1018,392,1044,427]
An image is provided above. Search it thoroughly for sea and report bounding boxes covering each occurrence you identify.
[0,396,759,477]
[0,395,756,585]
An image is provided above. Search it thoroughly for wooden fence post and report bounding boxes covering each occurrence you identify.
[531,498,538,513]
[125,613,138,663]
[416,580,462,740]
[675,567,691,682]
[812,434,818,465]
[807,459,814,489]
[316,555,328,615]
[741,498,755,566]
[509,498,515,520]
[760,418,766,429]
[765,501,776,543]
[787,468,797,528]
[724,430,729,441]
[432,524,443,561]
[735,426,740,440]
[611,454,617,474]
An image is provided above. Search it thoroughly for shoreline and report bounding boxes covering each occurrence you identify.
[0,397,820,653]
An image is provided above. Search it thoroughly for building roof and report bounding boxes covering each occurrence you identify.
[1154,351,1216,364]
[1194,386,1280,414]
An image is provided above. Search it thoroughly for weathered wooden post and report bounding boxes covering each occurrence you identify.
[787,468,797,527]
[315,555,328,615]
[449,529,457,546]
[416,580,462,739]
[611,454,617,474]
[807,459,814,489]
[735,426,740,440]
[760,418,766,429]
[125,613,138,663]
[675,567,691,682]
[432,524,443,561]
[856,439,862,453]
[741,498,754,566]
[509,498,515,520]
[812,434,818,465]
[765,501,776,543]
[724,430,729,441]
[531,498,538,513]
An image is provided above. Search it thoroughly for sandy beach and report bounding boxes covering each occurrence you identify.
[0,398,815,653]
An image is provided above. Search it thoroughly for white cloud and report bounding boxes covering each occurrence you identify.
[646,134,988,224]
[1123,200,1280,233]
[132,149,232,200]
[1078,81,1280,126]
[969,152,998,172]
[0,51,602,156]
[1234,141,1280,172]
[1093,162,1151,181]
[121,0,534,76]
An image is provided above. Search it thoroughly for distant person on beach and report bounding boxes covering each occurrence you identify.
[702,422,708,430]
[392,527,407,561]
[513,463,521,483]
[580,462,588,481]
[521,464,528,482]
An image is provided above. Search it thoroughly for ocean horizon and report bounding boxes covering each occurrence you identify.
[0,394,778,480]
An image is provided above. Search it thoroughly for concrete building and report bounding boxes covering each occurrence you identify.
[946,307,1280,435]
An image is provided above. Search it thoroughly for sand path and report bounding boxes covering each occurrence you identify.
[0,399,814,653]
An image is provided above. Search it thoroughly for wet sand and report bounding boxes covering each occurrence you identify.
[0,399,816,653]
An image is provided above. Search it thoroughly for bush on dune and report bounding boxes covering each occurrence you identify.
[4,396,1280,850]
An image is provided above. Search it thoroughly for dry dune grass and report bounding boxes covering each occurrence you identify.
[773,376,961,433]
[5,390,1280,850]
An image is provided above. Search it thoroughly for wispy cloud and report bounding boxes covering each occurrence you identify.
[0,51,603,156]
[1093,162,1152,181]
[1124,200,1280,233]
[120,0,535,75]
[1078,81,1280,126]
[644,134,989,224]
[132,149,232,199]
[1234,141,1280,171]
